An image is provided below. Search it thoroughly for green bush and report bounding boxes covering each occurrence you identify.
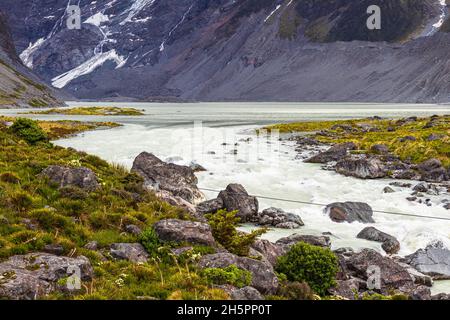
[203,265,252,288]
[205,210,266,256]
[9,118,48,144]
[275,242,338,296]
[140,227,163,257]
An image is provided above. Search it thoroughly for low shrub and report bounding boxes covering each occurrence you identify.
[205,210,266,256]
[202,265,252,288]
[278,281,314,300]
[9,118,48,144]
[275,242,338,296]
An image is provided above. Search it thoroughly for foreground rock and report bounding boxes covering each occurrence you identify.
[0,253,93,300]
[219,285,263,300]
[41,165,99,191]
[356,227,400,254]
[335,156,386,179]
[198,253,278,294]
[403,242,450,279]
[417,159,448,183]
[325,202,375,223]
[345,249,414,295]
[276,234,331,248]
[197,184,258,222]
[131,152,205,204]
[250,239,287,266]
[110,243,149,263]
[254,207,304,229]
[305,142,356,164]
[153,219,216,247]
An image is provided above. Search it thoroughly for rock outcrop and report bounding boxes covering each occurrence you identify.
[305,143,357,164]
[335,156,386,179]
[254,207,304,229]
[131,152,205,205]
[153,219,216,247]
[41,165,99,191]
[276,234,331,248]
[404,242,450,279]
[110,243,149,263]
[0,253,93,300]
[198,253,278,294]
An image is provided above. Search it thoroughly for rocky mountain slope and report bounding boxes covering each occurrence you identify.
[0,11,64,108]
[0,0,449,103]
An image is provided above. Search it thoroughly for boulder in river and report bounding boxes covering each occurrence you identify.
[356,227,400,254]
[417,158,448,183]
[305,142,357,164]
[335,156,386,179]
[153,219,216,247]
[41,165,99,191]
[131,152,205,204]
[325,202,375,224]
[0,253,93,300]
[198,252,278,294]
[403,241,450,279]
[217,184,258,222]
[255,207,304,229]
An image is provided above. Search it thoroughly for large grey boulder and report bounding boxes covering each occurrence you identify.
[0,253,93,300]
[325,202,375,223]
[328,278,361,300]
[255,208,304,229]
[198,253,278,294]
[41,165,99,191]
[131,152,205,204]
[153,219,216,247]
[356,227,400,254]
[404,242,450,279]
[217,184,258,222]
[276,234,331,248]
[335,156,386,179]
[110,243,149,263]
[305,142,357,164]
[196,198,224,215]
[345,249,414,294]
[250,239,287,266]
[417,158,448,182]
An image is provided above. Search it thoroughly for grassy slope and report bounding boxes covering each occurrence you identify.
[0,119,229,300]
[264,115,450,167]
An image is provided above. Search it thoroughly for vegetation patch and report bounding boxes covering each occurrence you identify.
[24,106,145,116]
[263,115,450,167]
[202,265,252,288]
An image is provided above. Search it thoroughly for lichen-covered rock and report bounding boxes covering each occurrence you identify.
[198,253,278,294]
[325,202,375,223]
[0,253,93,300]
[219,285,263,300]
[250,239,287,266]
[41,165,99,191]
[255,207,304,229]
[131,152,205,204]
[153,219,216,246]
[110,243,149,263]
[196,198,224,215]
[417,159,448,182]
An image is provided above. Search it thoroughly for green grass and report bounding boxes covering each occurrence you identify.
[24,106,145,116]
[263,115,450,167]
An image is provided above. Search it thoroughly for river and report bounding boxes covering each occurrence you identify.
[2,101,450,293]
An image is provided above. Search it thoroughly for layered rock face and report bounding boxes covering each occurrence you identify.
[0,10,64,108]
[1,0,449,103]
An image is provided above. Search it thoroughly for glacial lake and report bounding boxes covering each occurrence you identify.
[2,101,450,293]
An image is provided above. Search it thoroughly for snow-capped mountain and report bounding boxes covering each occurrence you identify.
[1,0,450,103]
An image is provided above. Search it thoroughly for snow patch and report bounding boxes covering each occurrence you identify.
[19,38,45,68]
[120,0,156,25]
[264,5,281,23]
[51,50,126,88]
[84,12,109,27]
